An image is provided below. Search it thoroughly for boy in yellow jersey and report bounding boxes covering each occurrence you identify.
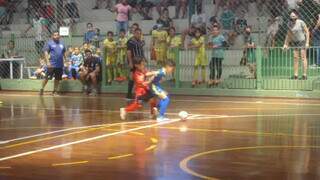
[167,27,181,82]
[151,24,168,66]
[116,29,128,81]
[188,28,207,87]
[103,31,117,84]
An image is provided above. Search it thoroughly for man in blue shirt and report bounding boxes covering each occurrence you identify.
[40,31,66,96]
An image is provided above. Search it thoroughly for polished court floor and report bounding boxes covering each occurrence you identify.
[0,93,320,180]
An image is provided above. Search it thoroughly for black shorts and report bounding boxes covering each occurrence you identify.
[45,67,63,80]
[137,90,155,102]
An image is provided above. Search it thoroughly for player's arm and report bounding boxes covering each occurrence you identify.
[283,31,292,49]
[127,50,133,69]
[145,70,159,77]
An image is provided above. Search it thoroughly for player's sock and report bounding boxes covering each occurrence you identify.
[158,97,170,117]
[107,66,112,82]
[149,98,157,115]
[127,80,134,99]
[193,65,199,81]
[125,101,142,112]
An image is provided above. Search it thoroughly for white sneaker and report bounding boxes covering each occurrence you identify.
[157,116,170,122]
[120,108,126,120]
[152,107,159,117]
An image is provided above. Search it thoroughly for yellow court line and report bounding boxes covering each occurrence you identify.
[129,132,145,136]
[52,161,88,167]
[125,125,320,139]
[3,126,124,149]
[0,166,11,169]
[180,145,320,180]
[150,138,158,144]
[108,154,133,160]
[145,145,157,152]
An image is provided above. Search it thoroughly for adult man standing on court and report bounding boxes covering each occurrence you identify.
[126,28,144,99]
[39,31,66,96]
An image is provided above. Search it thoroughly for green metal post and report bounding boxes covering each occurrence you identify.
[102,47,107,86]
[175,48,180,88]
[256,47,262,90]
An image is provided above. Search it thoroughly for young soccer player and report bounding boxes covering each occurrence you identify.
[120,57,157,120]
[188,28,207,87]
[103,31,117,84]
[148,59,176,121]
[151,24,168,66]
[69,47,84,80]
[117,29,128,81]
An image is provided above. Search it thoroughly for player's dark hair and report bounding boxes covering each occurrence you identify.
[119,29,126,33]
[134,28,142,32]
[52,30,59,35]
[165,59,176,67]
[87,23,93,27]
[169,27,176,32]
[107,31,114,36]
[133,57,145,65]
[132,23,139,27]
[84,49,92,53]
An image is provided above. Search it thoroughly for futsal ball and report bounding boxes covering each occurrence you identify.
[179,111,189,120]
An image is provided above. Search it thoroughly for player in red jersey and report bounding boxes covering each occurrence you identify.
[120,57,157,120]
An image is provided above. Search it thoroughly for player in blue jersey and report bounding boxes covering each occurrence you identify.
[147,60,176,122]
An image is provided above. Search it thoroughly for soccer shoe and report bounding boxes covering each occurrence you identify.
[52,91,60,96]
[156,116,170,122]
[89,89,97,96]
[0,101,3,104]
[152,107,159,117]
[120,108,127,120]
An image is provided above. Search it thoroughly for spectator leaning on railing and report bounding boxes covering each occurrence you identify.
[283,9,310,80]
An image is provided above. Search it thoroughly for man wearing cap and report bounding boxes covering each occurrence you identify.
[151,23,168,66]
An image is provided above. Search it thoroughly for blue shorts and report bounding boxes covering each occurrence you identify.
[151,84,166,98]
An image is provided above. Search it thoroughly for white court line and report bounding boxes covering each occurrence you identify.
[0,120,154,145]
[1,93,320,106]
[191,113,320,119]
[0,116,200,162]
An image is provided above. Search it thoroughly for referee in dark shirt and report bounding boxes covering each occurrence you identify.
[126,28,144,99]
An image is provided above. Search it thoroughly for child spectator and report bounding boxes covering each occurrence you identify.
[167,27,181,82]
[84,23,96,43]
[31,56,47,79]
[243,26,256,79]
[188,28,207,88]
[81,42,96,55]
[175,0,188,19]
[69,47,83,80]
[234,11,247,35]
[151,24,168,66]
[92,28,103,48]
[104,31,117,84]
[208,26,226,87]
[219,6,235,45]
[117,29,128,81]
[156,8,173,31]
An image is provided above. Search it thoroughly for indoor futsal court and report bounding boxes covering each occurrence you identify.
[1,93,320,179]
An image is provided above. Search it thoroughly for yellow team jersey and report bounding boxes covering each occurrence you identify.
[152,30,168,50]
[167,35,182,60]
[103,38,117,57]
[117,37,128,64]
[167,36,182,48]
[191,36,207,66]
[192,36,206,54]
